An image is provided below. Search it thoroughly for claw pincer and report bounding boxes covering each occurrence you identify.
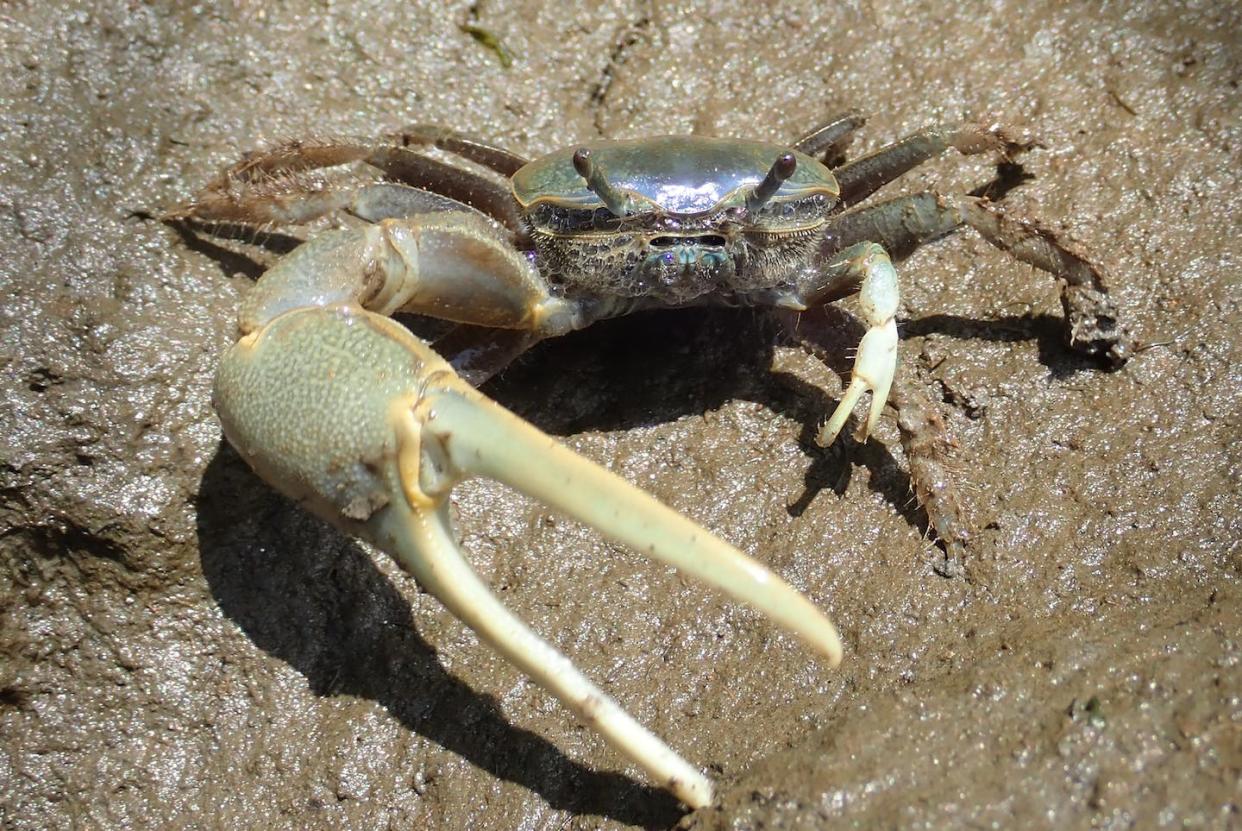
[214,235,841,808]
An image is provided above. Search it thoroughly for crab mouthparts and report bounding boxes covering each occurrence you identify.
[650,234,727,248]
[646,234,732,279]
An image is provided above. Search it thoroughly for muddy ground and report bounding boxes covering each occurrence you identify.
[1,1,1239,829]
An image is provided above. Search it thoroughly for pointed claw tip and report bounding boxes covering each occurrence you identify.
[816,418,844,448]
[808,620,844,667]
[670,774,715,810]
[824,639,844,668]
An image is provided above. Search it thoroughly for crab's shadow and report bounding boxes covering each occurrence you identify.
[196,447,684,828]
[482,303,1094,534]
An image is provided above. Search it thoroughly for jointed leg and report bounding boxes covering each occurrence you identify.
[888,378,970,576]
[170,179,480,228]
[172,138,525,236]
[956,198,1128,364]
[362,145,525,233]
[834,123,1025,207]
[390,124,529,177]
[822,192,1129,364]
[792,111,867,162]
[346,182,480,223]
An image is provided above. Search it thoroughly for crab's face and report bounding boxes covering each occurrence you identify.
[512,136,840,303]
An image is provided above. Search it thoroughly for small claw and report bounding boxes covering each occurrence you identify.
[816,243,900,448]
[816,318,897,447]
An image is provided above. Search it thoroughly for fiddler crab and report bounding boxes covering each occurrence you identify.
[173,112,1126,809]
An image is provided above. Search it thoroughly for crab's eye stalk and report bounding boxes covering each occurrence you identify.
[745,152,797,214]
[572,147,633,217]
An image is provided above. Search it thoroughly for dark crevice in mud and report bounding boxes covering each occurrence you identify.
[7,523,138,575]
[25,366,60,393]
[588,4,654,135]
[0,686,32,710]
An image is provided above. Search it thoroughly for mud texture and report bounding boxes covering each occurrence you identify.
[2,2,1239,829]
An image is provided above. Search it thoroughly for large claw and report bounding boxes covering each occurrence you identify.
[214,303,841,809]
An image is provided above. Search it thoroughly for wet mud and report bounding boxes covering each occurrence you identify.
[1,2,1238,829]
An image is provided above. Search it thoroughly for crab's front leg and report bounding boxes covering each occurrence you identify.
[213,213,842,809]
[813,242,900,447]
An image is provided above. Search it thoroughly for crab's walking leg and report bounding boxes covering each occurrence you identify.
[814,242,900,447]
[822,192,1129,364]
[833,123,1024,207]
[389,123,529,176]
[173,140,526,236]
[791,111,867,161]
[214,215,842,807]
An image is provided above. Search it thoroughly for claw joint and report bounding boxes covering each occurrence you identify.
[393,389,461,509]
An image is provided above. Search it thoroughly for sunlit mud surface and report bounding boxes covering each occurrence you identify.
[1,2,1238,828]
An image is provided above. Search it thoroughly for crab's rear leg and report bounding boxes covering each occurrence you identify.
[217,214,843,807]
[390,123,529,176]
[791,111,867,162]
[822,192,1130,364]
[833,122,1027,207]
[174,139,525,236]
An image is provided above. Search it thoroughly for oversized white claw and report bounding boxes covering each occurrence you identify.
[386,372,841,809]
[215,304,841,810]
